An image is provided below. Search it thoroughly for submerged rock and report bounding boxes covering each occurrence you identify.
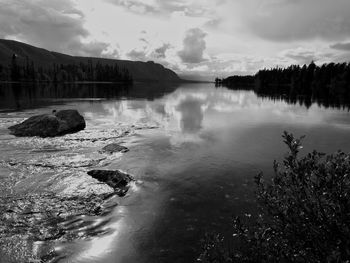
[87,170,133,196]
[99,143,129,154]
[8,109,86,137]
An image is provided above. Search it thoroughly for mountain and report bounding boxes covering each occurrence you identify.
[0,39,180,82]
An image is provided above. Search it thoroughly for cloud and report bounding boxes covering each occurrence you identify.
[279,47,335,65]
[239,0,350,42]
[330,42,350,51]
[126,49,147,61]
[126,42,173,62]
[178,28,207,64]
[152,43,171,59]
[126,43,173,63]
[106,0,214,17]
[139,38,149,45]
[281,48,317,65]
[107,0,156,15]
[0,0,111,57]
[177,54,273,81]
[70,41,119,58]
[0,0,86,51]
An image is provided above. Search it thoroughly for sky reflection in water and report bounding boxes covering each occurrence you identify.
[82,85,350,151]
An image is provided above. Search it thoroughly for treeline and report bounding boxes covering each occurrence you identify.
[218,62,350,101]
[0,54,133,83]
[216,75,255,89]
[256,62,350,99]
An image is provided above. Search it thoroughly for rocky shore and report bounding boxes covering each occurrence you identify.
[0,109,145,262]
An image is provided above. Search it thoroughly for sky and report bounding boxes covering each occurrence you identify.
[1,0,350,81]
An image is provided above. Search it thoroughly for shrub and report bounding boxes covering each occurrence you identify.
[199,131,350,263]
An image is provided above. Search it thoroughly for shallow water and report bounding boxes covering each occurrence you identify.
[1,82,350,262]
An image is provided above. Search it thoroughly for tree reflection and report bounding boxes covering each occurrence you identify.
[0,82,180,111]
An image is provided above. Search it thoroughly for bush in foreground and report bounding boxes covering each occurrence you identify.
[199,132,350,262]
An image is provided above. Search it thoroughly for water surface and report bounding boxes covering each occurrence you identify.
[1,82,350,262]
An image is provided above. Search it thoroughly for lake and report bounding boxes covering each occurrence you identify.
[1,82,350,263]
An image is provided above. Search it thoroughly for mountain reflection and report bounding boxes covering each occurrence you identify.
[0,82,180,111]
[2,82,350,112]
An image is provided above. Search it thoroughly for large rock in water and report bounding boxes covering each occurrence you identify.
[8,109,86,137]
[87,170,133,196]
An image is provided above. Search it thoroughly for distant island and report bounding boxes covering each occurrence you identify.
[216,62,350,105]
[0,39,180,83]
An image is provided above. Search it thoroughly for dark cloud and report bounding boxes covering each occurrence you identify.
[246,0,350,42]
[153,43,171,59]
[126,49,147,61]
[330,42,350,51]
[0,0,86,51]
[0,0,111,57]
[178,28,207,64]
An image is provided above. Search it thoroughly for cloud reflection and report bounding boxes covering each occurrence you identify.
[80,84,350,146]
[176,97,204,134]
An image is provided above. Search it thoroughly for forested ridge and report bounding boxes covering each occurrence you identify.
[0,54,133,83]
[0,39,180,83]
[218,62,350,102]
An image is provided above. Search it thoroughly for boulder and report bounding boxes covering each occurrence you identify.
[8,109,86,137]
[99,143,129,154]
[55,110,86,135]
[87,170,133,196]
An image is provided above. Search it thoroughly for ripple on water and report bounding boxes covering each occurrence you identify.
[0,192,120,262]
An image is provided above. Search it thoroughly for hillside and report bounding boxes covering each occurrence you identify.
[0,39,180,82]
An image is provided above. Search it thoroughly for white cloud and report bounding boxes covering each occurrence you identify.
[106,0,220,17]
[126,49,147,61]
[178,28,207,64]
[279,47,336,65]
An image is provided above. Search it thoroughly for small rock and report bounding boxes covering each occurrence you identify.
[87,170,133,196]
[99,143,129,154]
